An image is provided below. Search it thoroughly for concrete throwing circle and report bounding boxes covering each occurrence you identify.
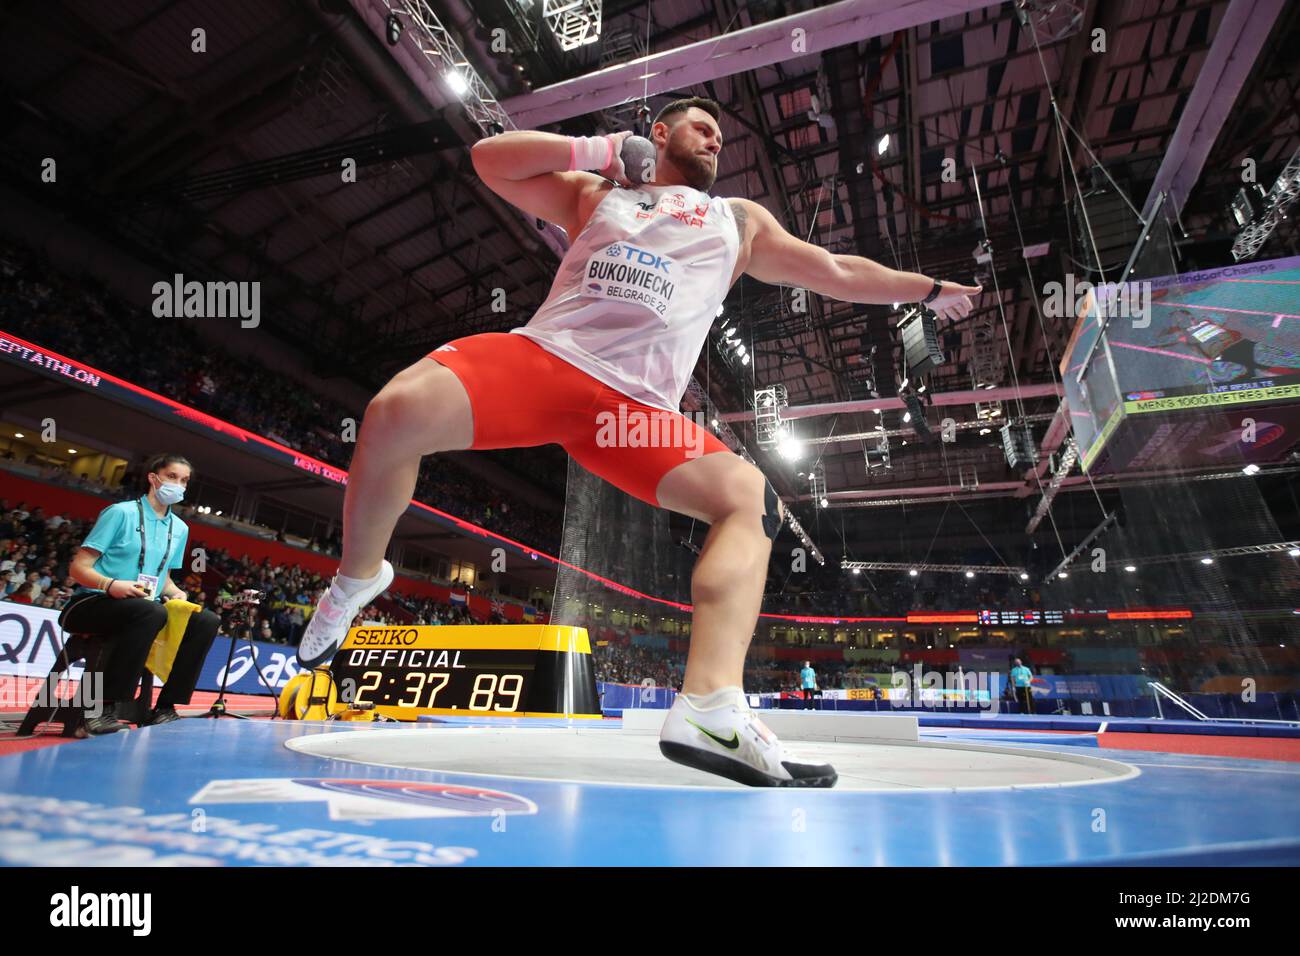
[286,726,1139,791]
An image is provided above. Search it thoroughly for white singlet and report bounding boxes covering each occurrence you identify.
[510,183,741,413]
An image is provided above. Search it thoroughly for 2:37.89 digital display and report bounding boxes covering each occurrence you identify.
[329,624,602,719]
[350,668,527,712]
[331,645,538,714]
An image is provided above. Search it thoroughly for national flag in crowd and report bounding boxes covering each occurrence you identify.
[449,590,467,607]
[522,605,539,622]
[490,597,505,617]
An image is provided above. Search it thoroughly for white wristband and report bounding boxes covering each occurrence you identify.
[569,135,614,173]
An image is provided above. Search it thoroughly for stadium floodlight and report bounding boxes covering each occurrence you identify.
[445,69,469,96]
[390,1,512,139]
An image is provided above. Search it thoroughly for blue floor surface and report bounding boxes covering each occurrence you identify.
[1,716,1297,866]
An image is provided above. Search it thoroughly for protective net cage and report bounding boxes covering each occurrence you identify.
[551,455,698,695]
[1040,214,1300,697]
[547,215,1300,714]
[551,455,819,701]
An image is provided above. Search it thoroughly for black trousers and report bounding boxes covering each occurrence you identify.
[802,687,816,709]
[61,594,221,706]
[1016,685,1034,714]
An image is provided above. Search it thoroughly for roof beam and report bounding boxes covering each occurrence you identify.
[500,0,1000,129]
[11,3,188,101]
[1140,0,1287,221]
[718,383,1063,423]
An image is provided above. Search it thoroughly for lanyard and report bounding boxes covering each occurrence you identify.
[135,496,175,581]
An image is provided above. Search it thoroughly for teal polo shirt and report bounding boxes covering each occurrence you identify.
[1010,665,1033,688]
[73,495,189,599]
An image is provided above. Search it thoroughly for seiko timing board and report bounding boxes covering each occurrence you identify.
[329,624,601,720]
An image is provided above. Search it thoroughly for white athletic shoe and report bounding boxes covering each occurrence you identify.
[659,687,838,788]
[296,560,395,668]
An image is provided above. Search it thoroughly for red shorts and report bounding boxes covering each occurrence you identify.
[426,332,731,507]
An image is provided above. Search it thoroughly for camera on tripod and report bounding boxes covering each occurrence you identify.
[217,588,262,611]
[206,587,266,720]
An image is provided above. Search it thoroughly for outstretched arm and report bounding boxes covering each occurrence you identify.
[737,198,981,320]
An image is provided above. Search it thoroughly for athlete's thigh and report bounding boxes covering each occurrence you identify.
[424,332,598,449]
[653,447,778,527]
[375,353,476,453]
[562,390,736,516]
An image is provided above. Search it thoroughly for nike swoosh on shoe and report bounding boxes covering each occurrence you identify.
[685,717,740,750]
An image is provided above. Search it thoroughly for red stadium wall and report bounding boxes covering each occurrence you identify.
[0,471,536,623]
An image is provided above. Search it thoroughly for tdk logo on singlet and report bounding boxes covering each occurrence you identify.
[605,243,672,274]
[587,242,676,315]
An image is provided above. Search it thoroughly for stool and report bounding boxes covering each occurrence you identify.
[16,633,155,737]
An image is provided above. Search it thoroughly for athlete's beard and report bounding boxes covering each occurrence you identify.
[665,132,717,191]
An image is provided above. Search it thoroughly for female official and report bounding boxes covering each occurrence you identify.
[62,453,221,734]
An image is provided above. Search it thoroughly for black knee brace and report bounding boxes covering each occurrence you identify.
[761,479,782,540]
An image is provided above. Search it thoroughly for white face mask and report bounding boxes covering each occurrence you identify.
[154,479,185,505]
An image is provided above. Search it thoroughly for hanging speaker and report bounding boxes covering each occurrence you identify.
[1001,421,1040,471]
[899,309,945,377]
[902,390,933,442]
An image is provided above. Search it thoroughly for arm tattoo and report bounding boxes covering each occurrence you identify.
[727,199,748,244]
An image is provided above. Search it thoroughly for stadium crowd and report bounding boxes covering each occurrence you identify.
[0,498,511,640]
[0,239,562,550]
[0,495,820,689]
[589,639,826,693]
[6,502,1241,696]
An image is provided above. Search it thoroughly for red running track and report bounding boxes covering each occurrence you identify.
[1098,731,1300,763]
